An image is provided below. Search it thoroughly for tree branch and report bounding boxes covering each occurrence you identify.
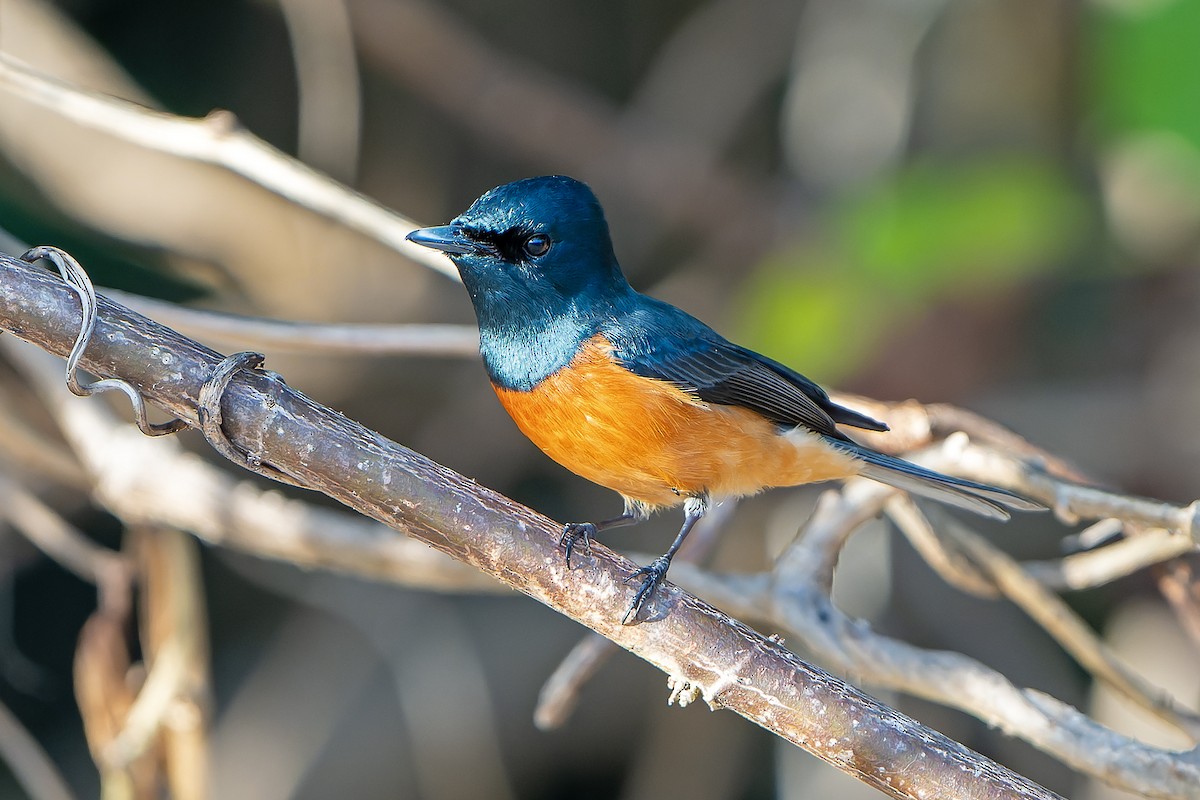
[675,475,1200,799]
[0,249,1062,799]
[0,55,455,281]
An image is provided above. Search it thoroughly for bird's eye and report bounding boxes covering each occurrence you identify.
[523,234,552,258]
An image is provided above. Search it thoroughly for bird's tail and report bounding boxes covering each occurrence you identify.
[826,437,1042,519]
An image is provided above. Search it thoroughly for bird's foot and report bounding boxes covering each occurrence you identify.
[560,522,597,568]
[622,555,672,625]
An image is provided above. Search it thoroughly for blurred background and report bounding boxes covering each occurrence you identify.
[1,0,1199,797]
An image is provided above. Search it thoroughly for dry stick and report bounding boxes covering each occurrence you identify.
[924,403,1090,484]
[890,498,1200,739]
[886,495,999,598]
[0,472,126,587]
[0,385,89,487]
[4,339,504,596]
[103,289,479,357]
[533,634,616,732]
[938,439,1200,652]
[1023,529,1196,592]
[127,528,209,800]
[0,698,76,800]
[904,434,1200,542]
[73,577,155,797]
[7,250,1200,794]
[890,498,1197,596]
[696,481,1200,799]
[346,0,781,249]
[1156,559,1200,648]
[900,447,1200,741]
[949,522,1200,738]
[0,55,456,281]
[0,252,1060,799]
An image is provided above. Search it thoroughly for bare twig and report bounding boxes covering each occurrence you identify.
[533,634,618,732]
[679,479,1200,798]
[1025,529,1196,591]
[346,0,781,254]
[0,382,87,487]
[849,397,1200,654]
[899,433,1200,542]
[0,698,76,800]
[0,472,125,589]
[0,250,1061,800]
[103,288,479,357]
[3,337,503,596]
[117,528,209,800]
[924,403,1090,483]
[945,513,1200,738]
[886,495,998,597]
[0,55,456,280]
[1156,559,1200,650]
[74,580,158,798]
[833,395,1089,484]
[890,496,1195,596]
[889,494,1199,732]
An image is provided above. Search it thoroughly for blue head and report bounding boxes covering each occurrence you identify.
[407,176,635,389]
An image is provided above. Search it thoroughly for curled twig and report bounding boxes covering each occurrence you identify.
[21,246,187,437]
[0,248,1061,800]
[197,351,307,488]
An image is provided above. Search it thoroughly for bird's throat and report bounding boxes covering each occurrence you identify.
[478,312,592,392]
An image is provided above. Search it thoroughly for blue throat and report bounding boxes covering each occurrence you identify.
[479,313,590,392]
[464,271,632,392]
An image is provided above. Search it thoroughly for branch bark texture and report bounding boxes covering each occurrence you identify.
[0,250,1060,799]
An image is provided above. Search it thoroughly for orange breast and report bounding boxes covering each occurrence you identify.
[492,335,861,508]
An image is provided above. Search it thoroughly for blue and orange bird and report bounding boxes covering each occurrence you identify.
[408,176,1038,622]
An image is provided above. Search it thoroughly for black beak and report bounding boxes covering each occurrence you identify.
[405,225,476,256]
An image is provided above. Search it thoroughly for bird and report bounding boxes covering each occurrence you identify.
[406,175,1039,623]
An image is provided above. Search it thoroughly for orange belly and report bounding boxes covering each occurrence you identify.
[492,335,861,508]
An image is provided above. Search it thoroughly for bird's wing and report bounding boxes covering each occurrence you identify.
[605,301,887,436]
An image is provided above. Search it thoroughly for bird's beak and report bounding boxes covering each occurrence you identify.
[405,225,476,256]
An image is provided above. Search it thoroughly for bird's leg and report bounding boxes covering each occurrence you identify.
[623,495,708,624]
[560,504,645,568]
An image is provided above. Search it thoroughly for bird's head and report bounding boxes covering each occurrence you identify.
[406,176,629,322]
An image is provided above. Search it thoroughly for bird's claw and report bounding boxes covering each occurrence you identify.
[560,522,597,568]
[622,556,671,624]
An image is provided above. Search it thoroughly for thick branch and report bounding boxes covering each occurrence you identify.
[0,250,1059,799]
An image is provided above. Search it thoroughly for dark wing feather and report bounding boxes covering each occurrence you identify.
[605,300,887,436]
[698,345,888,433]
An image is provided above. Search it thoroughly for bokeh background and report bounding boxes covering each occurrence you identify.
[1,0,1199,797]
